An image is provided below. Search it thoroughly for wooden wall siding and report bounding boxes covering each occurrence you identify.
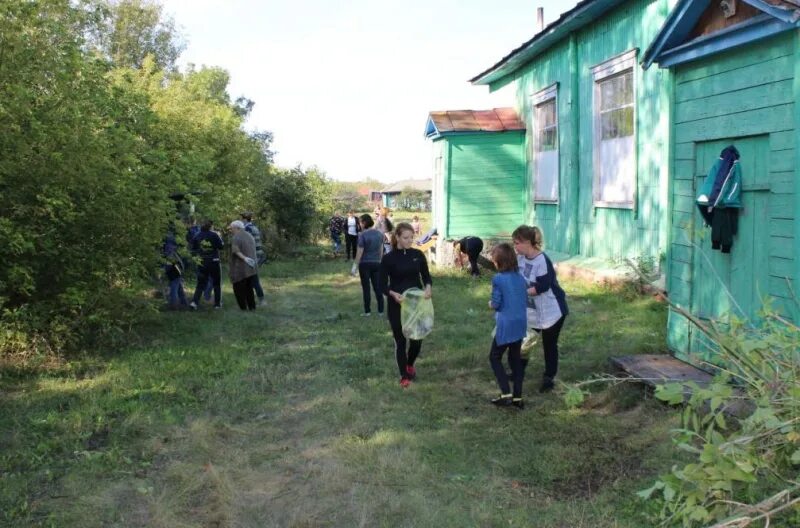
[667,30,798,362]
[511,0,672,259]
[575,0,671,260]
[446,133,526,239]
[515,39,573,253]
[690,1,761,39]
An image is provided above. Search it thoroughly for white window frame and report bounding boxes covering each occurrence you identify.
[530,83,559,203]
[591,49,637,209]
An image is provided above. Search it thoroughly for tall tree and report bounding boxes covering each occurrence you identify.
[100,0,184,70]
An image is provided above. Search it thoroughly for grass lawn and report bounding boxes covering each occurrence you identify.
[1,249,678,527]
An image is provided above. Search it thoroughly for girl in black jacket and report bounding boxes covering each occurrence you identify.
[379,222,432,388]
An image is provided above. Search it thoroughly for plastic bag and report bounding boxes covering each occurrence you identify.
[401,288,434,339]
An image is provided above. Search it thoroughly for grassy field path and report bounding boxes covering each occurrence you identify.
[1,255,678,527]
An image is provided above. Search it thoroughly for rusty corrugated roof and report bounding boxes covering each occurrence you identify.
[425,108,525,138]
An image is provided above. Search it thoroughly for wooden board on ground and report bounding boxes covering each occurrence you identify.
[609,354,714,387]
[610,354,752,417]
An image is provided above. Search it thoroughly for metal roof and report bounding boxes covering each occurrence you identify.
[470,0,628,87]
[424,108,525,139]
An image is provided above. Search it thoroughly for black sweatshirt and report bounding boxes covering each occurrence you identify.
[379,247,432,297]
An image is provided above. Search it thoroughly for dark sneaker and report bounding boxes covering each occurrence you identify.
[512,398,525,409]
[406,365,416,380]
[491,394,513,407]
[539,377,555,393]
[400,378,411,388]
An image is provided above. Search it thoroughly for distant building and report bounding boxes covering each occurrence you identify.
[378,179,432,209]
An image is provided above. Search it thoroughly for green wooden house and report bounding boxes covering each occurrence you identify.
[470,0,675,264]
[424,108,526,240]
[643,0,800,366]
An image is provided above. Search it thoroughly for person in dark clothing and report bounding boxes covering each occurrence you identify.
[344,209,361,261]
[330,211,346,256]
[379,222,433,388]
[351,214,384,315]
[455,236,484,277]
[189,220,224,310]
[162,229,187,309]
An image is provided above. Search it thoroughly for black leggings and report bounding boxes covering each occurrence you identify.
[345,233,358,259]
[535,315,566,379]
[358,262,383,314]
[489,338,524,397]
[387,299,421,379]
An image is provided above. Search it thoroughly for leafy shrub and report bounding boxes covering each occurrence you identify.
[642,309,800,527]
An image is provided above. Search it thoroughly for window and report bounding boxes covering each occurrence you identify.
[531,84,559,202]
[592,50,637,208]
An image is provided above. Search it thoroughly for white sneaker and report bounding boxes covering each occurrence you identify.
[258,298,267,307]
[189,301,198,311]
[361,312,371,317]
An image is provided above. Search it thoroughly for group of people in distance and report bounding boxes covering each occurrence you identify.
[343,210,568,408]
[161,212,267,312]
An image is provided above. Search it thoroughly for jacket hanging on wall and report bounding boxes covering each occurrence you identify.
[696,145,742,253]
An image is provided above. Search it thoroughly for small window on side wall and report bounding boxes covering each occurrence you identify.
[531,84,559,203]
[592,49,637,208]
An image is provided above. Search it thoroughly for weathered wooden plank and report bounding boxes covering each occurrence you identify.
[609,354,714,387]
[769,235,796,259]
[675,33,794,84]
[675,79,794,124]
[674,159,696,179]
[769,194,795,220]
[674,194,695,214]
[672,210,694,231]
[667,311,690,353]
[769,275,795,299]
[675,104,795,142]
[672,243,692,263]
[770,297,798,322]
[770,149,795,173]
[769,256,795,277]
[770,219,794,237]
[676,55,795,103]
[673,179,694,197]
[771,130,796,151]
[671,259,693,283]
[671,225,693,246]
[675,142,695,161]
[771,173,795,194]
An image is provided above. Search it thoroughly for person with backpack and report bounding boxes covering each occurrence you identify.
[241,212,267,306]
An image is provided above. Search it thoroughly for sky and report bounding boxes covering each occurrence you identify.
[160,0,581,183]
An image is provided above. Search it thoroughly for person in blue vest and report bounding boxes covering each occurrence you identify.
[487,242,528,409]
[189,219,224,310]
[241,212,266,306]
